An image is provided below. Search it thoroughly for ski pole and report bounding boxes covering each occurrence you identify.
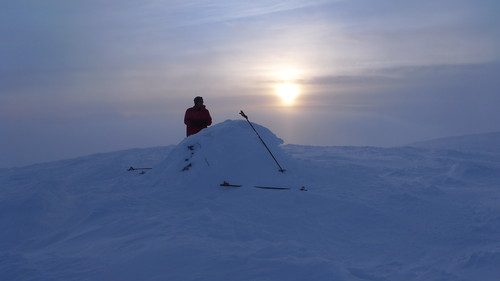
[239,110,285,173]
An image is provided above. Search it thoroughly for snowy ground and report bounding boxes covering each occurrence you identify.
[1,120,499,281]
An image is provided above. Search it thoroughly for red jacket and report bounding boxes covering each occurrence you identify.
[184,105,212,136]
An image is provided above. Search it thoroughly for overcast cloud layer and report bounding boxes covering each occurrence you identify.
[1,0,499,167]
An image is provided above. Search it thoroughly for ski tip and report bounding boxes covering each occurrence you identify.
[127,166,135,171]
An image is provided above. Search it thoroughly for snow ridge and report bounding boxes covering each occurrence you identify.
[410,131,500,155]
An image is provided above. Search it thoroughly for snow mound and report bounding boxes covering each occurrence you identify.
[155,120,298,188]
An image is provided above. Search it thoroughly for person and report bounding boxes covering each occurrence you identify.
[184,96,212,136]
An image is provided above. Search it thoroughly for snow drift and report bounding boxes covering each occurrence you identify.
[1,120,499,281]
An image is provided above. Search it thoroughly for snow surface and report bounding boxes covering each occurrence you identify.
[1,120,500,281]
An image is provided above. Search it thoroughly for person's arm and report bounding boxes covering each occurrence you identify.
[184,109,191,126]
[205,110,212,126]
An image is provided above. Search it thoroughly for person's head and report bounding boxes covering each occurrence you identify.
[194,96,204,108]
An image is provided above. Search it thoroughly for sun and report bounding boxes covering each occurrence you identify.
[275,82,300,105]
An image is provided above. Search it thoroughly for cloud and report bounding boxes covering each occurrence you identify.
[2,0,500,166]
[296,62,500,139]
[146,0,341,27]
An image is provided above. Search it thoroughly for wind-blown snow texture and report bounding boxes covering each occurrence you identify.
[1,120,499,281]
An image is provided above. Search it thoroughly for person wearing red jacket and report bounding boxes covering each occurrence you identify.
[184,96,212,136]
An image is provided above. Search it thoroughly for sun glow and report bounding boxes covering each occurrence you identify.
[275,82,301,105]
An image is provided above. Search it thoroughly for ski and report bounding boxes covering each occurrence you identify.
[127,166,152,171]
[220,181,242,187]
[254,186,291,190]
[219,181,307,191]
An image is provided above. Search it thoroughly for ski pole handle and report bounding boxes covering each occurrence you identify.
[239,110,248,119]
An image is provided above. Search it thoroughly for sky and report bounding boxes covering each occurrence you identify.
[1,0,500,168]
